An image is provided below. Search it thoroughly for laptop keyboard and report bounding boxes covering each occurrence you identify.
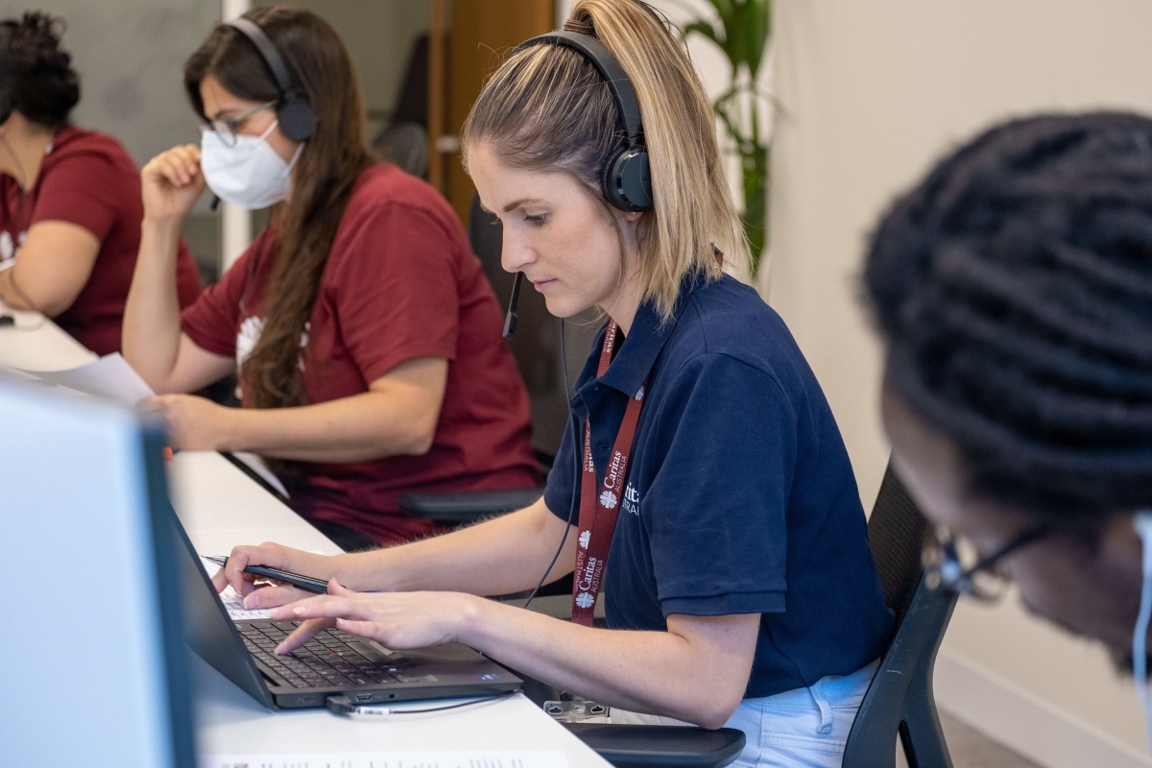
[238,620,423,689]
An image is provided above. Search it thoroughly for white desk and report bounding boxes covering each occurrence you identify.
[169,451,344,558]
[0,305,610,767]
[0,304,96,370]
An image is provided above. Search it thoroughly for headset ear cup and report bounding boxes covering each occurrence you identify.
[600,144,626,207]
[277,95,316,142]
[602,145,653,212]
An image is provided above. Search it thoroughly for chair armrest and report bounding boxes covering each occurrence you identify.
[564,724,746,768]
[398,487,543,524]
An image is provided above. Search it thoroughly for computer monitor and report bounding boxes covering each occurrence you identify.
[0,378,195,768]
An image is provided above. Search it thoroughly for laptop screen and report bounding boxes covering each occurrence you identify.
[0,379,195,768]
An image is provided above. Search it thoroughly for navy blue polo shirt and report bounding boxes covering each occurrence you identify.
[544,274,893,699]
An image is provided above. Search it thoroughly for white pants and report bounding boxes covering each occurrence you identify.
[609,659,879,767]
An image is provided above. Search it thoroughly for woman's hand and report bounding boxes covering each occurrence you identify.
[271,581,480,655]
[139,394,236,451]
[141,144,206,224]
[210,541,349,604]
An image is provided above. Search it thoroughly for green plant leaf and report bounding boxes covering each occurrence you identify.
[682,0,774,278]
[709,0,737,27]
[682,19,722,50]
[745,0,770,77]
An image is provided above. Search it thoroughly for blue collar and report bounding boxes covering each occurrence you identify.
[596,272,704,397]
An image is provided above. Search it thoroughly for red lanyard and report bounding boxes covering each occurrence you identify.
[571,319,647,626]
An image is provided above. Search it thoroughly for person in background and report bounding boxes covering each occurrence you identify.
[862,112,1152,704]
[123,6,537,550]
[212,3,893,765]
[0,12,201,355]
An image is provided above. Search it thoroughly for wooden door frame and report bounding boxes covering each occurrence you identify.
[427,0,555,222]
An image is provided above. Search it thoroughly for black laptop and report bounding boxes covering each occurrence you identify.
[161,501,521,709]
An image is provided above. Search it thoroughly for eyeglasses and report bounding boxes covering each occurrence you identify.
[923,523,1051,601]
[198,101,278,147]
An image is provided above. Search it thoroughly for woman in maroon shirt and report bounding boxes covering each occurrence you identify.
[124,7,537,548]
[0,13,201,354]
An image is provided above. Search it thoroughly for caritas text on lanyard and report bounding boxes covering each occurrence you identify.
[571,318,647,626]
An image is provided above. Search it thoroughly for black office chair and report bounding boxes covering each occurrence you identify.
[843,465,957,768]
[370,34,431,179]
[398,195,600,526]
[373,122,429,178]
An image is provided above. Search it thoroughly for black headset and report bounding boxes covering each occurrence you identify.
[503,30,655,340]
[225,17,316,142]
[514,30,653,213]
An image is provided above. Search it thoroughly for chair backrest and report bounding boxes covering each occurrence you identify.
[866,464,929,621]
[373,122,430,179]
[389,33,429,129]
[370,33,429,178]
[844,460,956,768]
[468,195,599,463]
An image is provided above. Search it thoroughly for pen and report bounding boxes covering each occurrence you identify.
[206,555,330,594]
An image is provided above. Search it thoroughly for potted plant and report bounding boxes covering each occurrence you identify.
[682,0,772,278]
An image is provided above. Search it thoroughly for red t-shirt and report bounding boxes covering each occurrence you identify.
[182,162,538,544]
[0,126,202,355]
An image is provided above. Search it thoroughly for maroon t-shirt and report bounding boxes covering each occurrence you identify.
[182,162,538,544]
[0,126,202,354]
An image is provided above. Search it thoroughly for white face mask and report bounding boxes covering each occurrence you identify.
[1131,511,1152,750]
[200,120,302,210]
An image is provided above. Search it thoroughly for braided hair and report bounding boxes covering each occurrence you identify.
[0,12,79,129]
[863,112,1152,525]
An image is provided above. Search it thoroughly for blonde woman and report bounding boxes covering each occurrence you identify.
[213,2,891,763]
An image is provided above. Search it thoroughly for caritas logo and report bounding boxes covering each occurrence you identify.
[599,490,618,509]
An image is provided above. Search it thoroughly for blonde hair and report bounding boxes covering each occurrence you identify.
[461,0,747,321]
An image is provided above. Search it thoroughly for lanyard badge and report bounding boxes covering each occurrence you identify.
[572,319,647,626]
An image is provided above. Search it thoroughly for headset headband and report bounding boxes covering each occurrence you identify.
[515,31,644,151]
[514,30,652,211]
[226,18,298,99]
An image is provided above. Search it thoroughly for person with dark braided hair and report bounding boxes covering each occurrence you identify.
[0,11,202,354]
[863,111,1152,683]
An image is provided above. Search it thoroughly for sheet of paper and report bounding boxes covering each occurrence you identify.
[7,354,295,498]
[10,352,154,404]
[200,751,568,768]
[200,556,273,620]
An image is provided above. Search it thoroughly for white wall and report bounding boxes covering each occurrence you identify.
[256,0,428,132]
[770,0,1152,764]
[0,0,220,167]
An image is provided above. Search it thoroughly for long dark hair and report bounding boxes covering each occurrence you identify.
[184,6,373,409]
[863,111,1152,525]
